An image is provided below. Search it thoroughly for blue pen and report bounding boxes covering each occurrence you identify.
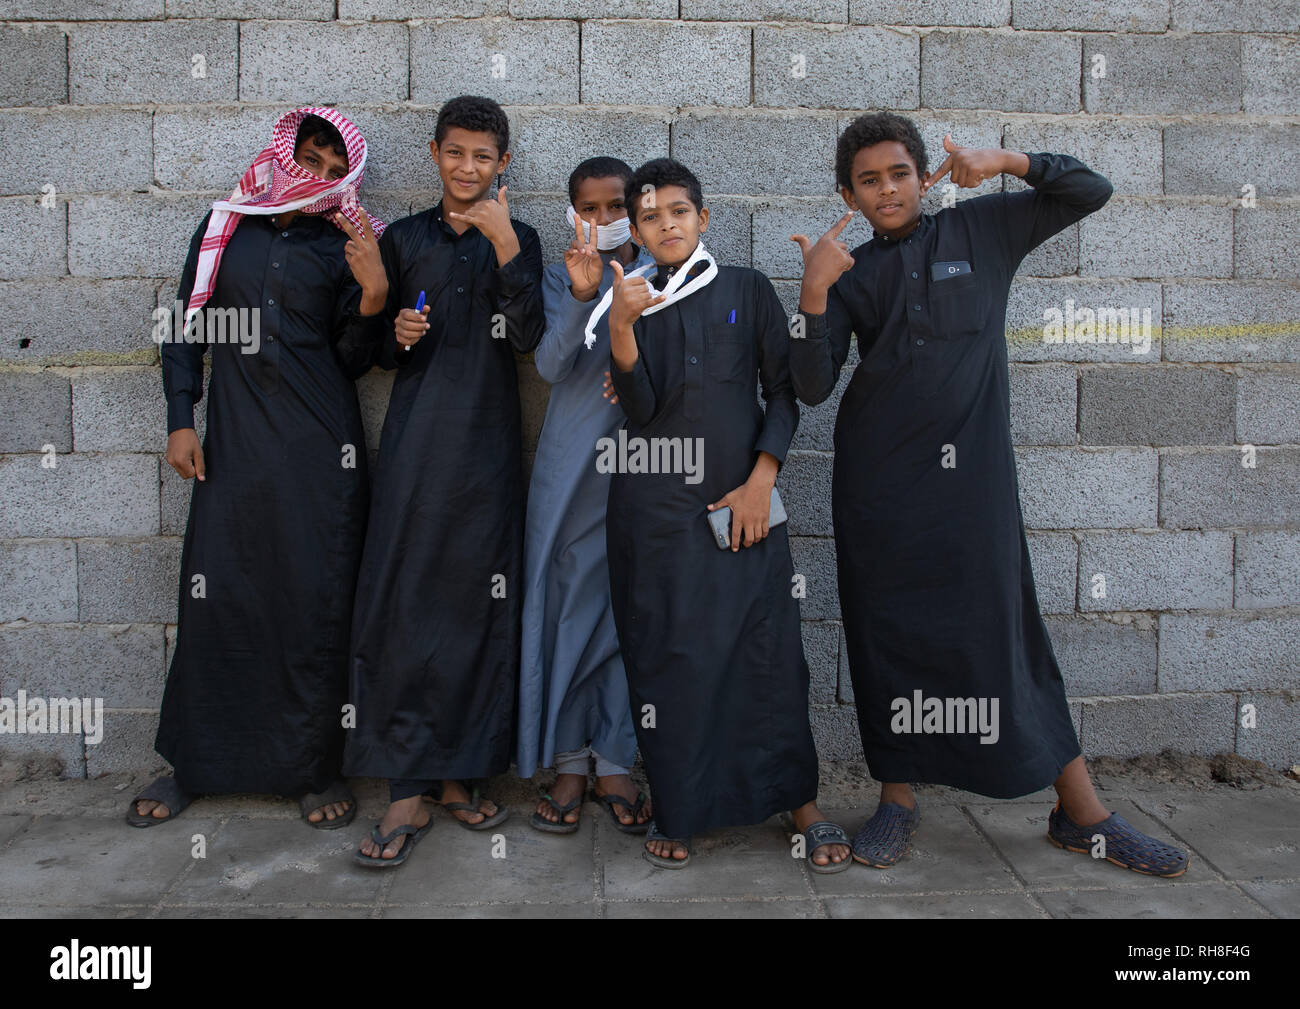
[727,309,736,324]
[407,290,426,351]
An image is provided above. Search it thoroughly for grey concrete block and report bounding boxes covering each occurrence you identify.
[689,0,842,17]
[1236,369,1300,445]
[69,21,238,105]
[1158,613,1300,691]
[837,623,853,703]
[695,196,751,270]
[852,0,1007,24]
[1026,531,1077,614]
[789,534,840,621]
[921,30,1080,114]
[1165,124,1300,200]
[1078,365,1235,446]
[0,196,67,280]
[153,106,281,192]
[1164,282,1300,363]
[0,540,78,623]
[1016,224,1078,278]
[84,710,168,777]
[240,21,408,104]
[1081,202,1233,279]
[674,111,838,198]
[903,111,1007,204]
[1236,691,1300,769]
[159,462,193,537]
[790,336,859,451]
[356,368,393,456]
[1244,35,1300,115]
[1235,531,1300,609]
[753,201,875,281]
[513,0,662,14]
[71,367,167,454]
[1009,364,1076,445]
[1078,531,1234,611]
[1083,34,1242,114]
[0,0,159,15]
[0,24,67,106]
[1160,448,1300,529]
[809,704,863,761]
[1045,614,1157,696]
[1172,0,1300,31]
[0,371,72,453]
[507,193,572,269]
[0,623,165,707]
[77,539,181,624]
[803,620,839,704]
[1235,209,1295,281]
[1080,693,1236,758]
[1003,118,1163,197]
[754,26,918,110]
[411,19,577,106]
[1011,0,1168,30]
[0,280,159,366]
[0,453,159,538]
[499,108,670,196]
[1007,280,1161,363]
[1015,447,1159,529]
[1,109,153,197]
[581,21,751,108]
[69,193,214,280]
[344,0,506,16]
[782,450,834,536]
[170,0,333,15]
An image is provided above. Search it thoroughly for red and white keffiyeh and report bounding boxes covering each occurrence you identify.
[186,106,387,315]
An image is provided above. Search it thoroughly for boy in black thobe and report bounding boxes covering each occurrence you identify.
[349,96,544,867]
[790,113,1188,876]
[606,159,850,871]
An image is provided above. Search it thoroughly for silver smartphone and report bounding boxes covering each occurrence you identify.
[707,487,787,549]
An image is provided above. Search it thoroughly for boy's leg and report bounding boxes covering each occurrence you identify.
[1052,755,1110,825]
[592,749,652,827]
[535,747,589,826]
[359,779,433,860]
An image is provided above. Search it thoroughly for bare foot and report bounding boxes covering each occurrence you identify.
[358,796,430,861]
[133,799,171,819]
[434,780,498,825]
[645,836,689,861]
[305,798,353,824]
[594,773,652,827]
[791,801,850,868]
[536,772,586,825]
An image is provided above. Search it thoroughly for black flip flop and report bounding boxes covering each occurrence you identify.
[591,789,651,835]
[642,819,691,869]
[124,775,193,828]
[529,791,583,834]
[353,817,434,869]
[429,782,509,831]
[298,780,358,830]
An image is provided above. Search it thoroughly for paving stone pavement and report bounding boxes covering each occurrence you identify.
[0,767,1296,919]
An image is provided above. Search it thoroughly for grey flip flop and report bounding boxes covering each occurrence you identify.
[642,819,691,869]
[530,791,584,834]
[353,817,433,869]
[298,780,357,830]
[125,776,193,828]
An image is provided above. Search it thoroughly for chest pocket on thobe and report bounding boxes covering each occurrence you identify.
[706,323,753,383]
[927,270,988,341]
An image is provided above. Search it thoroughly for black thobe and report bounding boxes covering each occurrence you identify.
[791,153,1113,797]
[607,263,819,839]
[158,211,381,796]
[344,203,543,781]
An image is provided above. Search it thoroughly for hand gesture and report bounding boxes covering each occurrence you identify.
[565,213,603,301]
[921,135,1007,194]
[446,184,512,246]
[790,211,856,299]
[335,206,386,297]
[608,259,666,331]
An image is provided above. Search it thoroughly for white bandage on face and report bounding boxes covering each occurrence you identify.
[583,239,718,350]
[566,204,633,252]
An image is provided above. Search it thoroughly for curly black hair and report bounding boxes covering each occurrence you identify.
[624,158,704,225]
[295,114,347,161]
[835,112,928,191]
[568,156,635,206]
[435,95,510,155]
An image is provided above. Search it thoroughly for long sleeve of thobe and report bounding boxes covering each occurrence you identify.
[534,265,599,385]
[753,273,799,466]
[789,277,860,407]
[495,224,545,355]
[162,212,212,434]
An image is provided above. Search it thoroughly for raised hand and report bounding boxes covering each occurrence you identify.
[564,212,603,301]
[608,259,666,331]
[921,134,1010,194]
[335,206,387,306]
[791,211,856,313]
[446,184,514,248]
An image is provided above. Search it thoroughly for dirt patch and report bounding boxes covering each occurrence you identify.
[1088,750,1292,790]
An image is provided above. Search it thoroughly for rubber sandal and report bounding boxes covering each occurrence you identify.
[430,782,509,831]
[530,791,583,834]
[124,776,193,828]
[591,789,651,835]
[851,801,920,868]
[801,820,853,874]
[1047,801,1190,878]
[353,817,434,869]
[642,820,691,869]
[298,780,357,830]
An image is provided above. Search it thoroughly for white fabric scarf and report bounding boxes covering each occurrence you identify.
[565,204,632,251]
[583,239,718,350]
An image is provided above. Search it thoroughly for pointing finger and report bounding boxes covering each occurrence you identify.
[825,210,855,240]
[790,234,812,257]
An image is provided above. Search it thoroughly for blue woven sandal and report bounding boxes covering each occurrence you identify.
[1047,801,1189,878]
[851,801,920,868]
[801,820,853,874]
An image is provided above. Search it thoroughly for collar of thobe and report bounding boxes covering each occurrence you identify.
[583,239,718,350]
[875,213,931,244]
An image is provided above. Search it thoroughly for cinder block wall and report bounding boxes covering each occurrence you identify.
[1,2,1298,778]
